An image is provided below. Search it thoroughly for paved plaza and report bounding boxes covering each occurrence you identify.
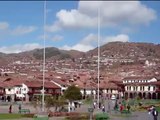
[0,101,160,120]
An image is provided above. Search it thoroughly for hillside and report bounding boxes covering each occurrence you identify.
[0,47,85,64]
[87,42,160,60]
[0,42,160,65]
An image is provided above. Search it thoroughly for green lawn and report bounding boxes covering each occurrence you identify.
[0,114,22,119]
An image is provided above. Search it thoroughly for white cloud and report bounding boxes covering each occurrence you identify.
[56,9,97,28]
[60,33,97,52]
[0,22,9,30]
[60,44,94,52]
[60,33,129,52]
[0,43,42,53]
[48,1,156,32]
[12,26,37,35]
[79,1,156,26]
[0,21,37,37]
[102,34,129,44]
[81,33,97,45]
[45,22,61,32]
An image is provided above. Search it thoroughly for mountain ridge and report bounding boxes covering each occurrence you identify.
[0,42,160,65]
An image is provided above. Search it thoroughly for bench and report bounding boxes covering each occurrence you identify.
[19,109,30,114]
[33,117,49,120]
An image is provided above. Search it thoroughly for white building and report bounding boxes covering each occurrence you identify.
[123,76,160,99]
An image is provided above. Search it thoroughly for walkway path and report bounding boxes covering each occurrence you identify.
[0,102,160,120]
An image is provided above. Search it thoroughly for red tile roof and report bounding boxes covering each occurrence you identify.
[24,80,60,89]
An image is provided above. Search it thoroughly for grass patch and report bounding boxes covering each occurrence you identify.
[0,114,22,119]
[83,98,93,105]
[0,113,35,119]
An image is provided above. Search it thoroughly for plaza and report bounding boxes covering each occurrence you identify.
[0,98,160,120]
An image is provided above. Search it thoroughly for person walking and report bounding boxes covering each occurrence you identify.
[9,105,12,113]
[102,105,105,113]
[152,107,158,120]
[93,101,96,109]
[127,104,131,113]
[19,104,21,111]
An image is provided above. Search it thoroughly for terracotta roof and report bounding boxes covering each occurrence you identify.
[52,79,70,86]
[0,82,8,88]
[99,81,120,89]
[24,80,60,89]
[73,80,97,89]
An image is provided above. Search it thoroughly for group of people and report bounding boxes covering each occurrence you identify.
[113,100,131,113]
[93,101,105,113]
[68,101,81,112]
[8,104,21,113]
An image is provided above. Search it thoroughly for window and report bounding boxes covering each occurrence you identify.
[153,86,156,91]
[140,86,142,91]
[143,86,145,91]
[148,86,150,91]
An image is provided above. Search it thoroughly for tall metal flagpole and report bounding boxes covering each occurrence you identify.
[97,8,100,109]
[42,0,46,112]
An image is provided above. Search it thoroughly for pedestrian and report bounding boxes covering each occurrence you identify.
[9,105,12,113]
[114,101,118,111]
[99,102,101,109]
[120,104,123,113]
[152,107,158,120]
[93,101,96,109]
[102,105,105,113]
[71,102,75,111]
[19,104,21,111]
[127,104,130,113]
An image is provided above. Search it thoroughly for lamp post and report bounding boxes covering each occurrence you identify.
[42,0,46,112]
[97,8,100,109]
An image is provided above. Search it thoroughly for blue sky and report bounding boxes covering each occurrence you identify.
[0,1,159,53]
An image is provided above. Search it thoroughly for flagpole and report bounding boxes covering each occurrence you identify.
[42,0,46,112]
[97,8,100,109]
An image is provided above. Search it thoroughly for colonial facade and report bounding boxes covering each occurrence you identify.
[24,80,61,101]
[123,76,160,99]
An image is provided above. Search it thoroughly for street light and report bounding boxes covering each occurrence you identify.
[42,0,47,112]
[97,7,101,109]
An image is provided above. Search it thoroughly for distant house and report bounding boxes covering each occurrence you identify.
[0,82,7,99]
[100,80,123,99]
[51,79,70,94]
[123,76,160,99]
[2,77,28,102]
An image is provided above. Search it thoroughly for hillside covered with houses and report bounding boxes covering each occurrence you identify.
[0,42,160,102]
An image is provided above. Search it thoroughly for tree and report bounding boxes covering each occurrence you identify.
[45,96,66,112]
[64,85,82,112]
[64,85,82,101]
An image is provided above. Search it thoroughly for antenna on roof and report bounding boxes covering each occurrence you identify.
[42,0,47,112]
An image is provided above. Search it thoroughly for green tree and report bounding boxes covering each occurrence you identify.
[64,85,82,101]
[45,96,66,112]
[64,85,82,112]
